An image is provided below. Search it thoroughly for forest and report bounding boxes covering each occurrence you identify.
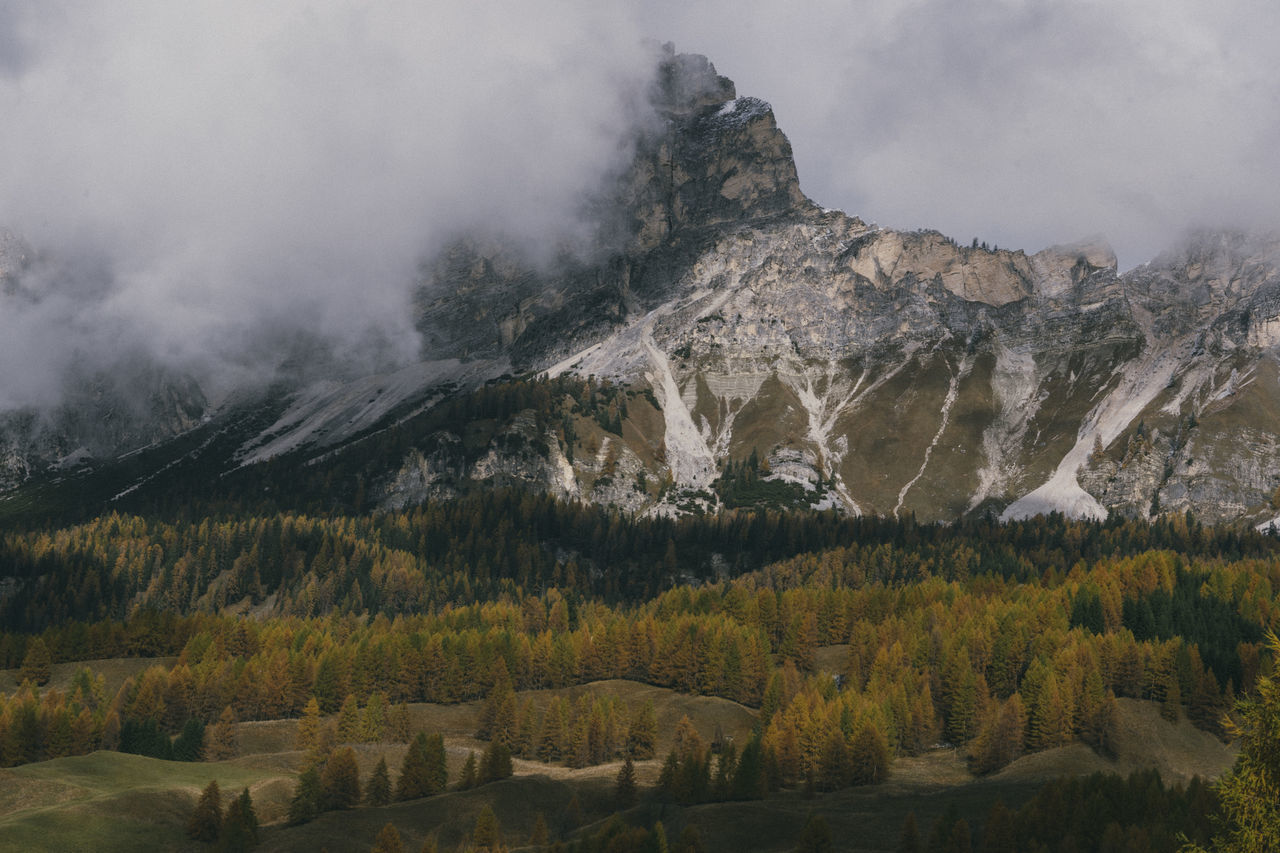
[1,492,1277,850]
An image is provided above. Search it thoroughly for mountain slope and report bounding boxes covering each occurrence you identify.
[3,47,1280,525]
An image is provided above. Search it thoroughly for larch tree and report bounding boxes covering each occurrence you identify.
[371,823,403,853]
[186,779,223,843]
[321,746,361,810]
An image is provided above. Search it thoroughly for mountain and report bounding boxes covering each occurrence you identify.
[3,45,1280,527]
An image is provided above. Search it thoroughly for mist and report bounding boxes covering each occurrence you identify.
[0,2,659,408]
[2,2,1278,416]
[642,0,1280,270]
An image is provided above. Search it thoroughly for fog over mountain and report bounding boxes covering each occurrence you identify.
[1,1,1278,410]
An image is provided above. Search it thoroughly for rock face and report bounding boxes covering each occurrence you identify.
[6,49,1280,528]
[397,51,1280,525]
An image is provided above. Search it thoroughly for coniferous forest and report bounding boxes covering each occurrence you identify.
[2,481,1279,851]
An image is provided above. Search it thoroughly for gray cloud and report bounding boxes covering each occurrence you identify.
[642,0,1280,269]
[0,1,657,406]
[1,1,1277,414]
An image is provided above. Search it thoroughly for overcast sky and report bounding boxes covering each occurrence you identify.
[1,1,1277,407]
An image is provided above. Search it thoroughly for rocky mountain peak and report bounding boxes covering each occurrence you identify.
[650,44,736,118]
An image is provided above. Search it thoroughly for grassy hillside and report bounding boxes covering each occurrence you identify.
[0,752,283,853]
[0,669,1236,852]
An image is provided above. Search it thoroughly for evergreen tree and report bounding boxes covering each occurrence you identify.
[361,692,387,743]
[480,740,513,783]
[218,787,259,851]
[458,751,478,790]
[287,766,323,825]
[187,779,223,843]
[927,804,962,853]
[424,731,448,792]
[730,734,765,800]
[1185,631,1280,852]
[563,793,584,834]
[397,732,447,799]
[945,819,972,853]
[388,701,411,742]
[366,755,391,806]
[173,718,206,762]
[615,754,637,809]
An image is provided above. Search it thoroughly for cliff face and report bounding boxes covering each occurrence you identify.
[393,51,1280,525]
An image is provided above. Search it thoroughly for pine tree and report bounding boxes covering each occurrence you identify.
[480,740,513,783]
[563,793,584,833]
[730,734,765,800]
[219,787,259,851]
[615,754,637,809]
[424,732,448,793]
[1184,632,1280,852]
[173,718,206,762]
[397,732,446,799]
[366,755,391,806]
[678,825,707,853]
[458,751,478,790]
[187,779,223,843]
[946,818,972,853]
[287,766,322,825]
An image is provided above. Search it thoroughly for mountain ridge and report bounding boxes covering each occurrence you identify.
[2,47,1280,527]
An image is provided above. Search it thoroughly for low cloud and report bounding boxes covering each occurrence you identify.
[0,1,658,407]
[644,0,1280,269]
[2,1,1277,416]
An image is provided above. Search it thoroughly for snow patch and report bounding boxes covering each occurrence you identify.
[238,359,500,465]
[1003,348,1184,521]
[780,350,918,515]
[643,332,716,489]
[968,342,1041,511]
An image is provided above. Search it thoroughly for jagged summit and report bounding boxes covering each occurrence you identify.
[650,45,736,118]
